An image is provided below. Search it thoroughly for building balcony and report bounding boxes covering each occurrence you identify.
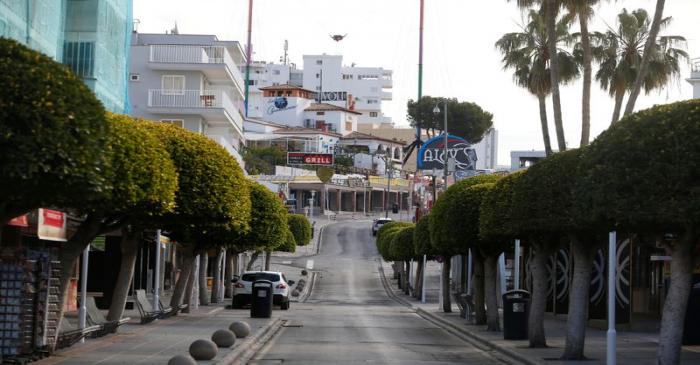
[380,91,392,100]
[147,89,243,131]
[148,45,245,93]
[692,58,700,79]
[381,77,393,89]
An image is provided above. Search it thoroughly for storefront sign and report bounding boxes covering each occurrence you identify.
[287,152,334,166]
[8,214,28,227]
[266,97,297,115]
[37,209,67,241]
[417,134,477,171]
[318,91,347,102]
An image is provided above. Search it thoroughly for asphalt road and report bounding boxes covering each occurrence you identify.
[251,220,508,365]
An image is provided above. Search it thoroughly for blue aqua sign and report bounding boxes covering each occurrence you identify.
[417,134,477,171]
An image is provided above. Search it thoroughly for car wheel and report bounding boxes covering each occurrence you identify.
[281,300,290,310]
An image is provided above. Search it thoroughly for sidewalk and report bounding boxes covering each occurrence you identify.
[34,303,280,365]
[380,259,700,365]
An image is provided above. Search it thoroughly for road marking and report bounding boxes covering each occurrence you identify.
[281,260,292,265]
[306,259,314,270]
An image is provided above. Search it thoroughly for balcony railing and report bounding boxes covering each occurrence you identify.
[149,45,245,90]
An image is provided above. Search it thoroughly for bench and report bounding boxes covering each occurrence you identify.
[134,290,171,324]
[85,297,130,337]
[159,298,187,318]
[453,292,475,322]
[56,316,101,349]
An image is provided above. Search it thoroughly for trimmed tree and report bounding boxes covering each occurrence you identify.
[413,215,436,299]
[288,214,312,247]
[390,225,416,295]
[139,122,250,313]
[0,38,109,224]
[55,114,177,342]
[577,99,700,365]
[429,174,501,314]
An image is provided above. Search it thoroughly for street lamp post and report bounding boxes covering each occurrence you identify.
[433,100,449,188]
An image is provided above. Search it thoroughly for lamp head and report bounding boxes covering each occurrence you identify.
[433,105,441,115]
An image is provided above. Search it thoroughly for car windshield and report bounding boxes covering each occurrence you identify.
[241,273,281,282]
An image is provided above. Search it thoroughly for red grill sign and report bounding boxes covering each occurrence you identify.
[287,152,334,166]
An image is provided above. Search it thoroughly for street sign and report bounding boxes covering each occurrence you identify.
[417,134,477,171]
[287,152,334,166]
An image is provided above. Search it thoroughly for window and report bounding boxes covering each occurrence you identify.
[272,70,281,75]
[161,119,184,128]
[316,112,325,116]
[316,73,320,79]
[248,79,257,86]
[316,60,323,65]
[345,121,352,131]
[370,87,378,92]
[367,99,379,104]
[369,112,378,117]
[161,75,185,95]
[342,74,354,80]
[129,73,140,81]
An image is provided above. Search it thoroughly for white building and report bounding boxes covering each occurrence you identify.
[688,58,700,99]
[245,54,393,128]
[338,132,405,176]
[128,32,247,163]
[510,150,547,171]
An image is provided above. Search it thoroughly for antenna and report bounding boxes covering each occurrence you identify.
[282,40,289,65]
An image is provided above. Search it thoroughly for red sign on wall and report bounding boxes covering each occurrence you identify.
[38,208,67,241]
[287,152,334,166]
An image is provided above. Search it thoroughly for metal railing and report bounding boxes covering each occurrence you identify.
[149,45,245,90]
[148,89,232,109]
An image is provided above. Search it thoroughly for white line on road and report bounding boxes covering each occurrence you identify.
[306,259,314,270]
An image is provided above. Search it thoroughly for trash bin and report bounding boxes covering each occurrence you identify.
[502,289,530,340]
[251,280,273,318]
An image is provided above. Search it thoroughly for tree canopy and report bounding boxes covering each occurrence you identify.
[376,221,412,261]
[234,182,288,252]
[577,99,700,234]
[390,225,416,262]
[414,215,436,258]
[143,123,251,234]
[242,145,287,175]
[287,214,312,247]
[429,175,501,256]
[0,38,109,222]
[406,96,494,143]
[480,172,523,242]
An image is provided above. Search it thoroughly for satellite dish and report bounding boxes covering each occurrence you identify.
[330,34,348,42]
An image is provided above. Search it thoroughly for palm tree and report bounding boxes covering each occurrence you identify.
[496,8,579,157]
[506,0,567,153]
[562,0,599,147]
[623,0,666,117]
[594,8,688,124]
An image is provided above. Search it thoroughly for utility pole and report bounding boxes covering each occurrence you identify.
[385,154,392,218]
[244,0,253,117]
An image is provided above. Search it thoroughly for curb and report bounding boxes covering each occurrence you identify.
[377,261,537,365]
[215,317,285,365]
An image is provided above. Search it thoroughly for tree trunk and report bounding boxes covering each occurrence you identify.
[624,0,666,116]
[441,258,452,313]
[247,251,260,271]
[265,251,272,271]
[484,254,500,332]
[210,249,223,303]
[611,87,625,124]
[537,93,553,156]
[54,214,103,349]
[107,227,141,322]
[224,250,235,298]
[170,247,195,308]
[528,243,549,348]
[545,0,566,152]
[404,260,411,295]
[413,258,424,299]
[198,253,210,305]
[562,240,596,359]
[460,255,468,293]
[473,251,487,325]
[396,261,403,290]
[579,15,592,147]
[183,258,197,313]
[657,235,696,365]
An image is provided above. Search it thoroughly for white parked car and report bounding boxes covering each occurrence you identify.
[372,218,393,236]
[231,271,294,310]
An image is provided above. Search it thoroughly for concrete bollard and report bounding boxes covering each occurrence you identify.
[291,289,300,297]
[167,354,197,365]
[211,329,236,348]
[189,339,218,360]
[229,321,251,338]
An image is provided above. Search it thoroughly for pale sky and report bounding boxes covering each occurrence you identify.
[134,0,700,166]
